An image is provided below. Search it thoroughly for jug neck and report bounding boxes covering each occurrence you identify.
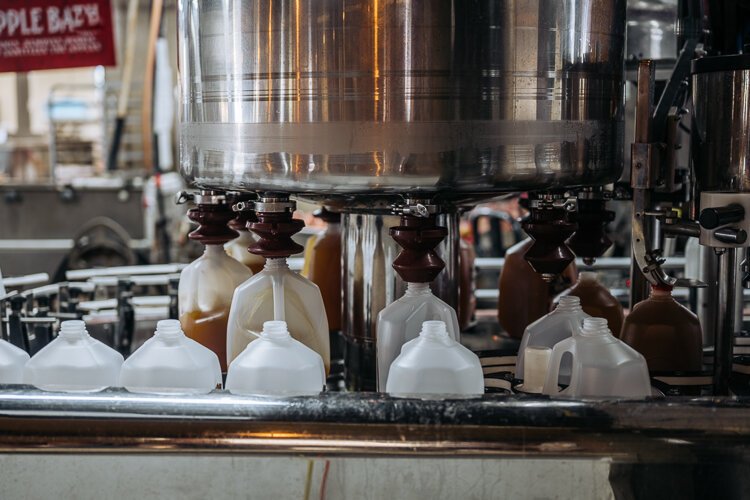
[649,286,674,300]
[263,257,289,272]
[154,319,184,344]
[578,317,612,338]
[58,320,89,341]
[405,282,432,297]
[261,320,292,340]
[556,296,583,313]
[419,320,452,343]
[204,244,226,257]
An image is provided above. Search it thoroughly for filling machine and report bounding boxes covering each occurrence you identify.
[3,0,750,497]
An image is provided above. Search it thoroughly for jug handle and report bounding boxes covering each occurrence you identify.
[542,342,575,396]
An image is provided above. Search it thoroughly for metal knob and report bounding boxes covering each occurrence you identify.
[713,227,748,245]
[699,204,745,229]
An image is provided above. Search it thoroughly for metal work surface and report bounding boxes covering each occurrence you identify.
[0,388,749,462]
[179,0,626,200]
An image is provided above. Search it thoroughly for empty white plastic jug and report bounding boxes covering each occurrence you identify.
[120,319,222,394]
[227,258,330,373]
[515,296,589,382]
[385,320,483,396]
[542,318,651,398]
[376,282,460,390]
[0,338,29,384]
[24,320,123,392]
[226,320,325,396]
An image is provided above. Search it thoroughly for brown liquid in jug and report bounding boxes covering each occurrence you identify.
[498,238,577,339]
[306,229,342,333]
[458,239,477,331]
[180,308,230,372]
[620,285,703,372]
[555,271,624,337]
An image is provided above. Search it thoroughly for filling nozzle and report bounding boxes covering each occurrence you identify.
[177,189,239,246]
[240,193,304,258]
[390,198,448,283]
[566,197,615,266]
[522,196,577,282]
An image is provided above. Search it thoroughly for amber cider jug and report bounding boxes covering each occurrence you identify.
[620,284,703,372]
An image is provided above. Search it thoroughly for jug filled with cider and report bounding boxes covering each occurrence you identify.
[620,284,703,372]
[179,198,253,372]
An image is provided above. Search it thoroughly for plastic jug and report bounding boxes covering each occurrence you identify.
[515,296,590,382]
[385,321,483,396]
[179,244,253,372]
[0,338,29,384]
[24,320,123,392]
[498,238,578,339]
[458,238,477,331]
[555,271,624,337]
[226,229,266,275]
[376,283,460,390]
[226,320,325,396]
[120,319,222,394]
[304,209,342,332]
[227,258,330,373]
[542,318,651,398]
[620,284,703,372]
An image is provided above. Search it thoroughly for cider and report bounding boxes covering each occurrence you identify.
[180,309,231,373]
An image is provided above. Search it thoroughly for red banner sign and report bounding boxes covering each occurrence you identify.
[0,0,116,73]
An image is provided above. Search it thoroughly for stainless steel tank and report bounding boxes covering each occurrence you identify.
[178,0,626,202]
[692,55,750,194]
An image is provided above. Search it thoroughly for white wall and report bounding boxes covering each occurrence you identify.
[0,454,614,500]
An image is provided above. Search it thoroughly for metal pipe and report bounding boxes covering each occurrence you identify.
[630,60,656,308]
[714,248,740,395]
[0,388,750,457]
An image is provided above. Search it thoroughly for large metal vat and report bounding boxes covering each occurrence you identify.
[178,0,626,201]
[692,54,750,194]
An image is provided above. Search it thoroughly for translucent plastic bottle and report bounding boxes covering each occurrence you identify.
[227,258,330,373]
[179,244,253,372]
[620,284,703,372]
[385,321,483,396]
[226,229,266,275]
[555,271,624,337]
[0,338,29,384]
[120,319,222,394]
[226,320,325,396]
[304,210,342,332]
[24,320,124,392]
[515,296,590,382]
[376,282,460,390]
[542,318,651,398]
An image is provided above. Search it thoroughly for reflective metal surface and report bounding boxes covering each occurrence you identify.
[2,387,750,461]
[626,0,677,61]
[693,57,750,194]
[179,0,626,200]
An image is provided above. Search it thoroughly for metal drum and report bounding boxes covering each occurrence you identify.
[178,0,626,202]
